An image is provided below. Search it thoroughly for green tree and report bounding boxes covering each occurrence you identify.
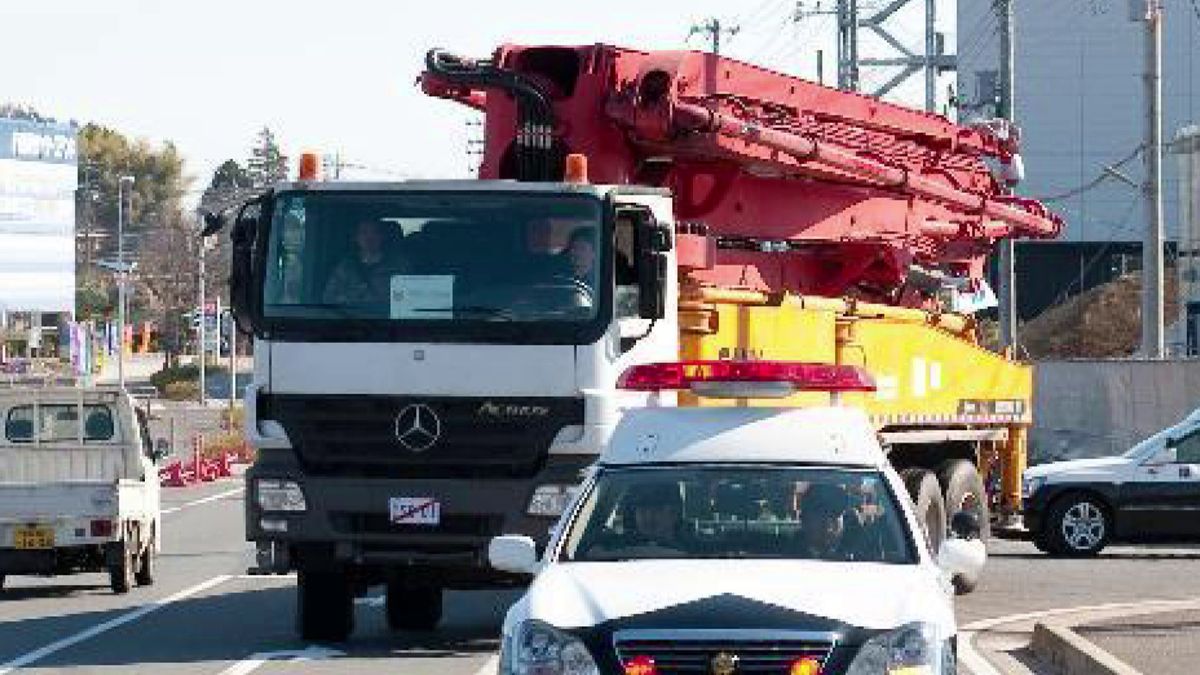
[245,127,288,188]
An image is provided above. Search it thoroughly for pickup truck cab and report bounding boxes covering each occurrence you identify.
[1023,407,1200,556]
[486,362,986,675]
[0,387,166,593]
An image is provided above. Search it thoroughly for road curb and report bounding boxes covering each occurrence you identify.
[1031,621,1141,675]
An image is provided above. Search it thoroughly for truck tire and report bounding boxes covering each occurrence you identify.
[938,459,989,595]
[108,541,135,594]
[386,579,444,632]
[296,570,354,642]
[135,540,156,586]
[1045,493,1110,557]
[901,468,947,555]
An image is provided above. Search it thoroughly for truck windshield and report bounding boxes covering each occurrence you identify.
[561,467,916,564]
[262,191,609,342]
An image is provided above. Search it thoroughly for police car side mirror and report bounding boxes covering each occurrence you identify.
[1146,446,1177,467]
[937,538,986,580]
[488,535,539,575]
[949,510,982,540]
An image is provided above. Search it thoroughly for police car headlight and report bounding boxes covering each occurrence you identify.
[256,479,307,512]
[846,622,955,675]
[527,485,579,517]
[504,620,597,675]
[1022,475,1046,499]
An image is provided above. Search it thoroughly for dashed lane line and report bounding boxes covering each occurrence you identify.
[217,646,345,675]
[0,575,232,674]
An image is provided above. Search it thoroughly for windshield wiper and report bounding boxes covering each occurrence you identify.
[410,306,515,321]
[271,302,363,319]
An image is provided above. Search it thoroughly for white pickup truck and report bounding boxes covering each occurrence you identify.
[0,386,167,594]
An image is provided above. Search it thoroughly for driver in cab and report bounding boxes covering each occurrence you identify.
[323,218,409,306]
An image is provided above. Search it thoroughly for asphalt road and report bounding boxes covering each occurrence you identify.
[5,481,1200,674]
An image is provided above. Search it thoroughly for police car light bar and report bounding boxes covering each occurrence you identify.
[617,361,876,398]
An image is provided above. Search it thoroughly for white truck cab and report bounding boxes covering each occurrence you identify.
[1023,408,1200,556]
[0,387,165,593]
[487,362,985,675]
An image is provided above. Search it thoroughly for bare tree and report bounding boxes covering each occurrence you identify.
[137,211,202,369]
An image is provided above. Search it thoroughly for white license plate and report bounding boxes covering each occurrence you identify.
[389,497,441,525]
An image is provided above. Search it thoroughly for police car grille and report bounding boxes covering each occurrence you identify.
[614,638,832,674]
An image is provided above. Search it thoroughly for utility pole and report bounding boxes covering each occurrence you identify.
[197,234,207,406]
[116,176,135,391]
[1140,0,1166,358]
[996,0,1017,349]
[689,17,739,55]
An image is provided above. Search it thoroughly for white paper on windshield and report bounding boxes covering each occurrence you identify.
[390,275,455,319]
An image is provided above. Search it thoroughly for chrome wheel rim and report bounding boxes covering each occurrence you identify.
[1062,501,1105,550]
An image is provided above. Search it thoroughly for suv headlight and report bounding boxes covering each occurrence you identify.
[502,620,597,675]
[527,485,580,517]
[1022,475,1046,499]
[256,479,307,512]
[846,623,954,675]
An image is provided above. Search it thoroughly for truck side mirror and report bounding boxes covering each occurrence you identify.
[626,206,670,320]
[488,535,539,575]
[228,198,266,335]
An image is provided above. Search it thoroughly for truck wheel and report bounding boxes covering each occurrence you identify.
[296,570,354,642]
[135,543,156,586]
[108,542,135,594]
[386,579,444,632]
[1046,493,1110,557]
[901,468,947,555]
[938,459,989,595]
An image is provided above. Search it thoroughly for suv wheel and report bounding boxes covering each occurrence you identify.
[1046,494,1110,557]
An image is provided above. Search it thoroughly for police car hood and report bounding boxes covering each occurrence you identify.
[523,559,951,635]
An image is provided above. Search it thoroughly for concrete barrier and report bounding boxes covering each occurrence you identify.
[1031,622,1141,675]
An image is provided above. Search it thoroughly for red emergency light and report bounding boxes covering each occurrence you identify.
[617,361,876,398]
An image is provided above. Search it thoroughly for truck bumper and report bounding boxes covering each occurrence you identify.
[0,545,107,575]
[245,455,593,586]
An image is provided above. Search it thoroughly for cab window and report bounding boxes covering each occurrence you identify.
[4,405,116,443]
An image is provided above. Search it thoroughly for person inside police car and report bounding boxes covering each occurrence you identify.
[590,483,687,557]
[793,482,861,560]
[323,218,410,305]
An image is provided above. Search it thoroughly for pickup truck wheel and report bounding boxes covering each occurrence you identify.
[1047,494,1110,557]
[386,579,443,632]
[296,570,354,642]
[901,468,947,555]
[938,459,989,595]
[109,542,135,594]
[135,544,156,586]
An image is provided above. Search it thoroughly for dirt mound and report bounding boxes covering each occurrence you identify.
[1020,271,1178,358]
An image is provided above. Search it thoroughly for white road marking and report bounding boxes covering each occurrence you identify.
[355,595,385,607]
[234,573,296,581]
[0,575,232,674]
[472,654,499,675]
[162,486,245,515]
[217,646,344,675]
[958,596,1200,675]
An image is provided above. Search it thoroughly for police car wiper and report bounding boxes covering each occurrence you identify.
[271,302,359,319]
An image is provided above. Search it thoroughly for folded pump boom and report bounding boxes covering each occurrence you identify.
[422,44,1063,309]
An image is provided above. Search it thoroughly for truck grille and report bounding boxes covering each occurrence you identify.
[330,512,501,537]
[262,395,583,478]
[614,633,835,674]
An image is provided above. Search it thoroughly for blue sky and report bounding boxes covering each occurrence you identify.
[2,0,800,193]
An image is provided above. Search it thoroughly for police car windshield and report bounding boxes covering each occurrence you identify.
[562,467,916,564]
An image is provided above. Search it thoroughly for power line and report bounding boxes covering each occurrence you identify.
[1036,145,1145,203]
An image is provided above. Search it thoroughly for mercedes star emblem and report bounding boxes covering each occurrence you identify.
[394,404,441,452]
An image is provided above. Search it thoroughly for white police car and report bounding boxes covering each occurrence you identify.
[487,362,986,675]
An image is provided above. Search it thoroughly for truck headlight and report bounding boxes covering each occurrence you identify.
[503,620,597,675]
[846,623,954,675]
[527,485,579,517]
[1022,475,1046,499]
[256,479,307,512]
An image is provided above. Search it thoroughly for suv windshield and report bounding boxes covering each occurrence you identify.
[262,191,608,342]
[561,467,916,564]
